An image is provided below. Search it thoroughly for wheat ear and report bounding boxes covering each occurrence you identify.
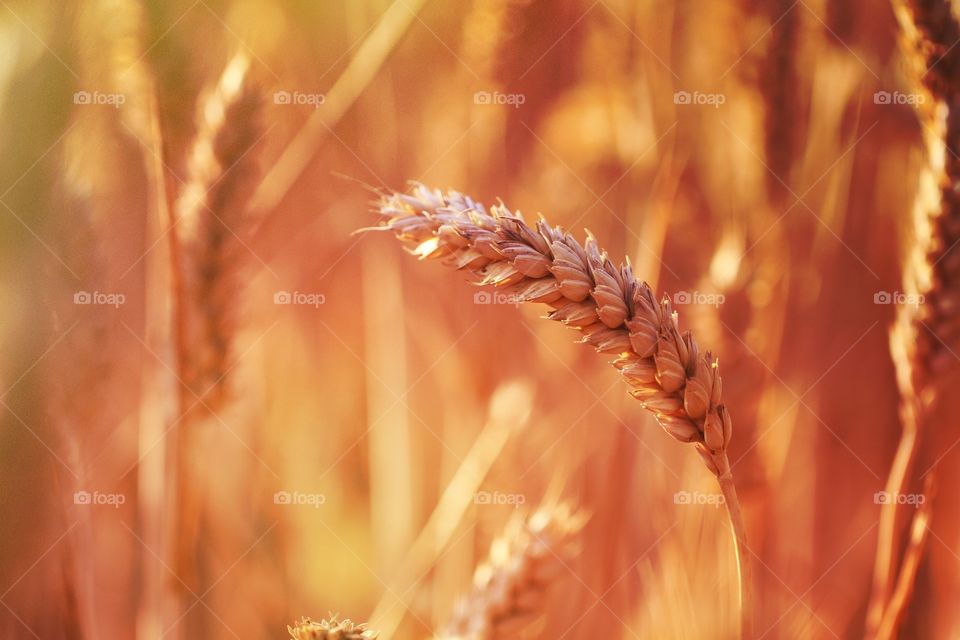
[288,616,378,639]
[368,184,753,638]
[437,503,585,640]
[868,0,960,634]
[176,52,260,412]
[891,0,960,382]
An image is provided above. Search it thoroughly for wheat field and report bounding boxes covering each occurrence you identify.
[1,0,958,638]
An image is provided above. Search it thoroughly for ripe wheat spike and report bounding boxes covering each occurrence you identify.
[366,183,753,639]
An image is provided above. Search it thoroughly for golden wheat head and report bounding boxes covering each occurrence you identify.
[370,184,733,477]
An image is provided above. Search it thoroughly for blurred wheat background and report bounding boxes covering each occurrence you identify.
[0,0,957,638]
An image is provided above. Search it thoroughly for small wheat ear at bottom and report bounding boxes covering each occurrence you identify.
[288,616,379,639]
[436,502,586,640]
[363,183,753,639]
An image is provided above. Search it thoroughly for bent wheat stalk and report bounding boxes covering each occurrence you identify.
[367,184,753,639]
[437,502,585,640]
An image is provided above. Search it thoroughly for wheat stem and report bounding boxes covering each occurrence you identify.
[247,0,428,222]
[874,476,934,640]
[716,452,753,640]
[868,399,919,632]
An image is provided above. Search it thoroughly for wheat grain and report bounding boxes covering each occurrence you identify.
[437,502,585,640]
[367,183,753,638]
[288,616,378,640]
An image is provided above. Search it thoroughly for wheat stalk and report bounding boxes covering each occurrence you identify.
[168,52,260,610]
[96,0,182,632]
[437,503,585,640]
[288,616,378,640]
[868,0,960,634]
[247,0,429,221]
[367,183,753,638]
[875,476,935,639]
